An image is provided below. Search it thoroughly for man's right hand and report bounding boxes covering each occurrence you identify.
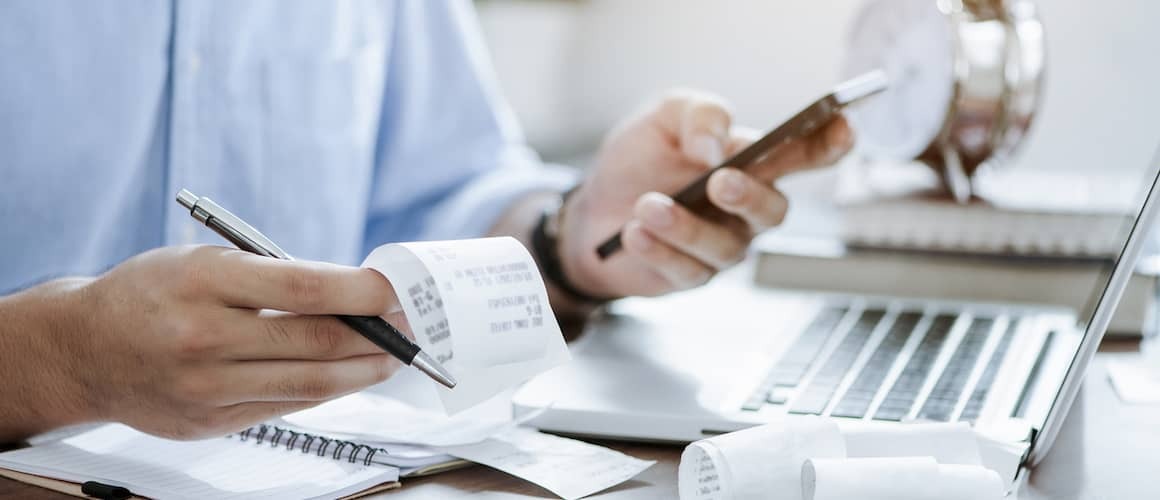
[0,245,405,442]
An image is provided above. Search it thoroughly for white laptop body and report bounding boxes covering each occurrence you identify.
[514,148,1160,493]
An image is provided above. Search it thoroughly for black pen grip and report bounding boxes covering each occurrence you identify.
[336,315,421,364]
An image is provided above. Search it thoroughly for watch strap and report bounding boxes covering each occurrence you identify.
[531,193,611,305]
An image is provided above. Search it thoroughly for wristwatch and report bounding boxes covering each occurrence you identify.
[842,0,1046,202]
[531,189,611,305]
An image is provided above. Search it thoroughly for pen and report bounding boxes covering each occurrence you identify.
[175,189,457,389]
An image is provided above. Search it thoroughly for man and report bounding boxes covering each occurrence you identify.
[0,1,851,443]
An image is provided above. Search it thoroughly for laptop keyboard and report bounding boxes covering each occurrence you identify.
[960,321,1017,422]
[916,318,994,421]
[873,315,956,421]
[740,307,848,411]
[788,310,884,415]
[747,305,1016,423]
[829,312,921,418]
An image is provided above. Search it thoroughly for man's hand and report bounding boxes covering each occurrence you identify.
[0,246,404,442]
[558,91,854,299]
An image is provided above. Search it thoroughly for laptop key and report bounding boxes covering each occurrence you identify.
[873,315,956,421]
[789,309,886,415]
[740,307,849,411]
[767,307,849,387]
[830,312,922,418]
[961,320,1018,422]
[917,318,994,422]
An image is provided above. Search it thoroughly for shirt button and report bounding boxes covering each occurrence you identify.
[189,53,202,73]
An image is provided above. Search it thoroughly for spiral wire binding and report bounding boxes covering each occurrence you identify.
[231,424,388,466]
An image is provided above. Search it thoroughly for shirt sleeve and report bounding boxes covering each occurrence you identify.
[361,0,577,254]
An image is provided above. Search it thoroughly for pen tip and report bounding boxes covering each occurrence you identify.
[412,351,457,389]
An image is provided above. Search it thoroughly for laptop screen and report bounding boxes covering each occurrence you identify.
[1029,145,1160,465]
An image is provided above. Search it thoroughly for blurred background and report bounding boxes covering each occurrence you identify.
[476,0,1160,343]
[476,0,1159,179]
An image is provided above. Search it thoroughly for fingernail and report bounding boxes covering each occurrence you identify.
[691,135,725,166]
[717,171,745,204]
[639,193,675,229]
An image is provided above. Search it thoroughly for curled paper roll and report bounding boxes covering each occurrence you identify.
[678,417,845,500]
[840,422,983,465]
[801,457,1004,500]
[937,463,1005,500]
[802,457,939,500]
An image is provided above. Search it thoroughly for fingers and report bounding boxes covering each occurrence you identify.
[632,192,747,269]
[621,221,714,293]
[190,307,412,362]
[706,168,789,232]
[187,247,400,316]
[218,310,401,361]
[653,91,733,167]
[218,400,323,434]
[748,116,854,183]
[220,354,400,404]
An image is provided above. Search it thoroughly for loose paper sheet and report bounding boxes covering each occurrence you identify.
[1107,358,1160,403]
[362,237,570,413]
[441,427,655,500]
[283,392,533,447]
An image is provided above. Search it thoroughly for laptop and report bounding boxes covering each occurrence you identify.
[513,147,1160,491]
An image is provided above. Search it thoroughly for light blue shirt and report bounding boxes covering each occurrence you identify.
[0,0,574,293]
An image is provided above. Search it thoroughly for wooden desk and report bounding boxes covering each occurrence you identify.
[3,342,1156,499]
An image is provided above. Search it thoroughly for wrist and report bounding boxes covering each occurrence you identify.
[555,186,620,301]
[0,278,99,441]
[535,187,614,300]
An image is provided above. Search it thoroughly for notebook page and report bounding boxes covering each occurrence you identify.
[0,424,398,500]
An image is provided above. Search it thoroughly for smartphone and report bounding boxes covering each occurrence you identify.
[595,70,889,260]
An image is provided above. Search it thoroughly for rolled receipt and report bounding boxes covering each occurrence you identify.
[801,457,1003,500]
[678,417,845,500]
[362,237,570,413]
[840,421,983,465]
[802,457,939,500]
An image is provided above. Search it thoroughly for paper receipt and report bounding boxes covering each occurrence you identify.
[678,420,1005,500]
[362,237,570,413]
[442,427,655,500]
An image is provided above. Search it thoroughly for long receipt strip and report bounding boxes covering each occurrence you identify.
[284,394,655,497]
[678,419,1005,500]
[284,391,535,447]
[442,428,655,500]
[363,237,570,413]
[362,237,654,497]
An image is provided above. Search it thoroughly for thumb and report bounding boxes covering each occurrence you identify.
[675,97,732,167]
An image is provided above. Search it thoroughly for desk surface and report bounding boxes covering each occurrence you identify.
[2,343,1156,500]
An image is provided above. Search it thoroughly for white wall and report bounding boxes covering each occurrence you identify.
[478,0,1160,176]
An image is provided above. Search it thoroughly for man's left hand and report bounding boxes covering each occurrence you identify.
[559,90,854,299]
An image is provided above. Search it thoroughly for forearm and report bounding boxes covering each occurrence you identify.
[488,191,600,320]
[0,278,94,443]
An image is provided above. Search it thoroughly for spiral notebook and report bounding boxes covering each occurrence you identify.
[0,423,459,499]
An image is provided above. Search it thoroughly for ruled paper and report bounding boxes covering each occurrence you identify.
[0,424,398,500]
